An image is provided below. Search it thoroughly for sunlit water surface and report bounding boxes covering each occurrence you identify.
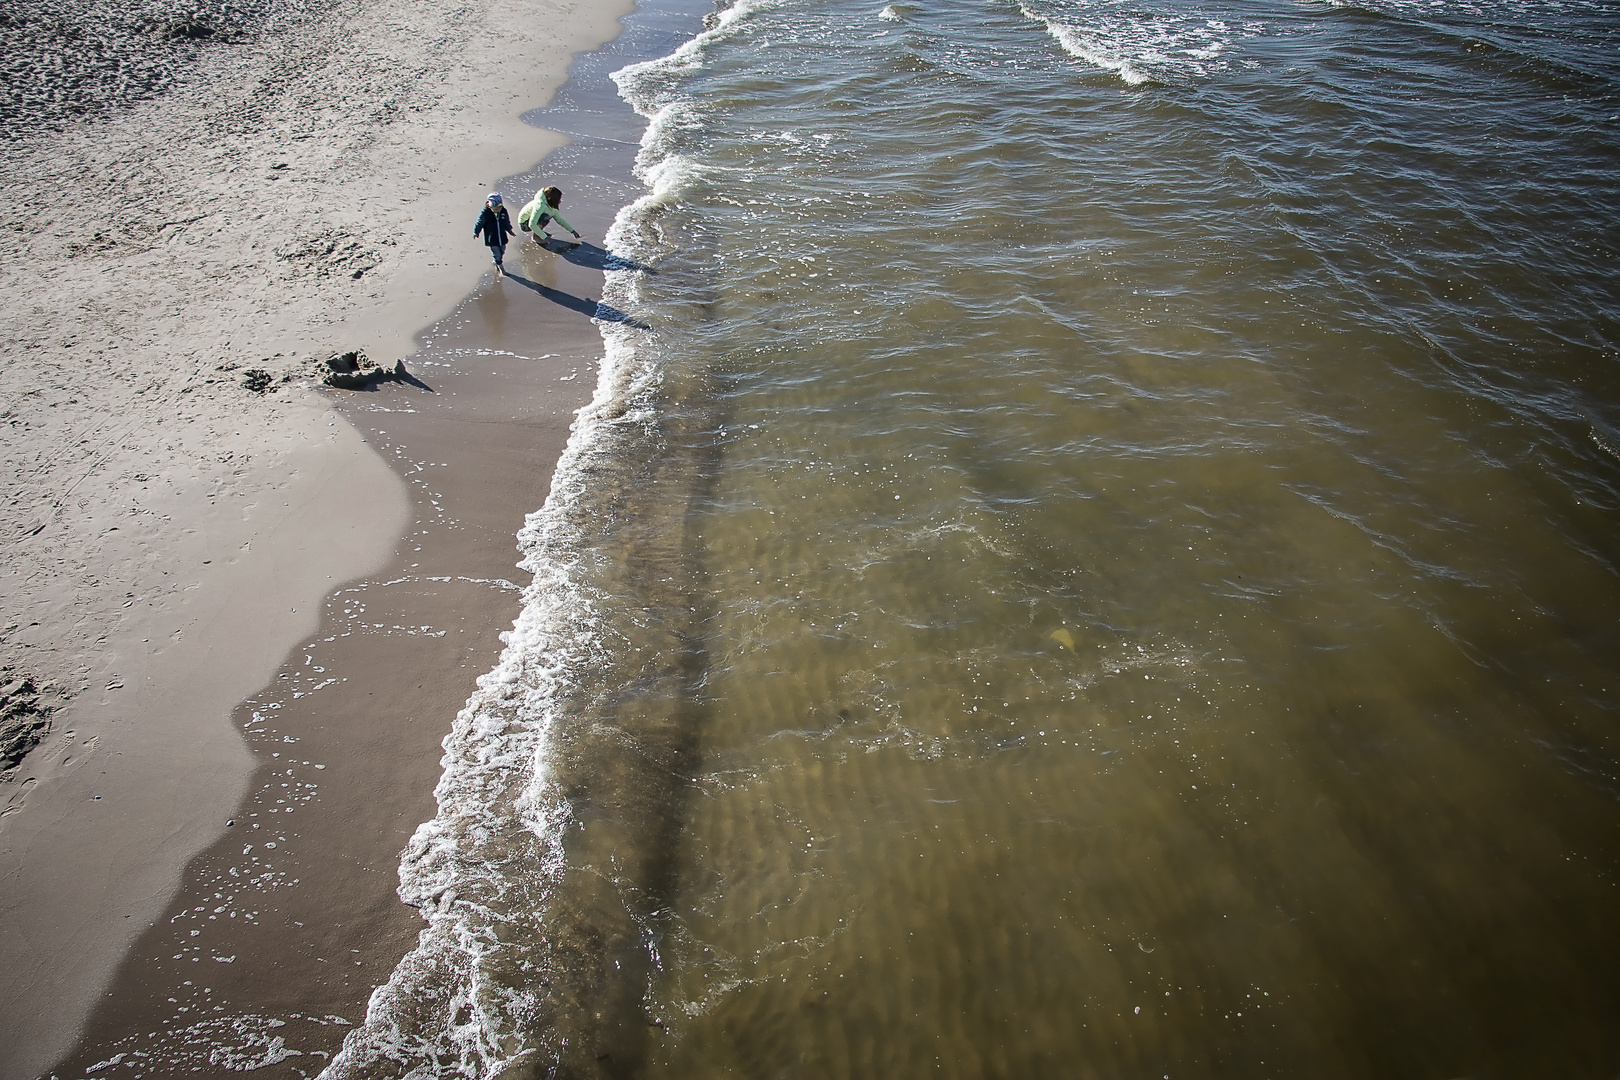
[328,1,1620,1077]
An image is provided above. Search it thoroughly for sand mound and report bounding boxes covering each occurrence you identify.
[0,671,58,780]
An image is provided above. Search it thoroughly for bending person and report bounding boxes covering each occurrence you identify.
[519,186,582,244]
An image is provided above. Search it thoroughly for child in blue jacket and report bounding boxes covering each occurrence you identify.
[474,193,515,277]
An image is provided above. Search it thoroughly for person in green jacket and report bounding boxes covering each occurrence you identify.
[519,186,582,244]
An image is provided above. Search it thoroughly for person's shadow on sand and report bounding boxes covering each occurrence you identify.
[534,237,651,274]
[504,272,649,329]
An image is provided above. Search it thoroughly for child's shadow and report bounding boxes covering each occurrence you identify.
[504,272,649,329]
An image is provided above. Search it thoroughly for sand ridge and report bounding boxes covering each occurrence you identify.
[0,0,633,1075]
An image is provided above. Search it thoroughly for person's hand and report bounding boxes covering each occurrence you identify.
[571,230,581,239]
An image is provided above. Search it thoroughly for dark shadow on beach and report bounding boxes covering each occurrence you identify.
[343,365,436,394]
[504,271,649,329]
[392,366,435,393]
[533,236,651,274]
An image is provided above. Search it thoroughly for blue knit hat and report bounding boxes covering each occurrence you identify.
[488,192,503,205]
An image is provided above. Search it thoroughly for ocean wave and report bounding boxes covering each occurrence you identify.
[1017,1,1260,85]
[612,0,779,117]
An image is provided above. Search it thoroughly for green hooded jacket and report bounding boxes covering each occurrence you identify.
[518,189,577,235]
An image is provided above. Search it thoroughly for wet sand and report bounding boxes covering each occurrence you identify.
[47,264,612,1076]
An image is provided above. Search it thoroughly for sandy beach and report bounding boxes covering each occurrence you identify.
[11,0,1620,1076]
[0,0,636,1074]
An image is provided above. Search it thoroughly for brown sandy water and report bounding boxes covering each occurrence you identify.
[307,1,1615,1077]
[597,2,1620,1076]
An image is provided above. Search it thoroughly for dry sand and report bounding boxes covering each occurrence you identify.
[0,0,637,1074]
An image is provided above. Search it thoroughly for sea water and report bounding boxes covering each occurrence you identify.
[326,1,1620,1076]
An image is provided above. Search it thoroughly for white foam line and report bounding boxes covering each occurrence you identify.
[319,9,717,1078]
[1019,3,1157,85]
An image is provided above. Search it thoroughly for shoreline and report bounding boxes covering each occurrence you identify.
[0,0,637,1075]
[48,298,614,1079]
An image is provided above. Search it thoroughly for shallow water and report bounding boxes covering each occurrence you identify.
[331,0,1620,1076]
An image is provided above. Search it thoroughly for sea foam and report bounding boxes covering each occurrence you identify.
[316,7,727,1077]
[1018,1,1259,85]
